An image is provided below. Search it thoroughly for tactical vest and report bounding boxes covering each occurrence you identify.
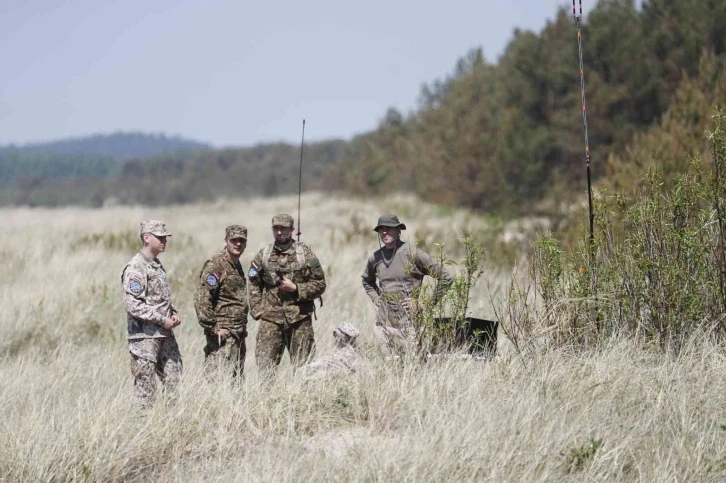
[261,242,306,273]
[261,242,324,311]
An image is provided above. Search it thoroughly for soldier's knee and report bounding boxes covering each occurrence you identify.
[131,356,156,380]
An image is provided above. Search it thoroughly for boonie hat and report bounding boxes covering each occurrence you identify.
[373,214,406,232]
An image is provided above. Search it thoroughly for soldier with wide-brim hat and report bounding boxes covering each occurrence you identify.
[362,214,454,355]
[373,214,407,232]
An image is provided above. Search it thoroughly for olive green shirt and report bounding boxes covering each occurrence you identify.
[361,240,454,327]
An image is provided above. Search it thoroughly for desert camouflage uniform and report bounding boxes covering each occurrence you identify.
[302,346,363,380]
[121,221,182,408]
[194,240,249,377]
[249,214,326,371]
[362,237,454,354]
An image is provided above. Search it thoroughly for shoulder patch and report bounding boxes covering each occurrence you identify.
[248,267,258,277]
[129,280,143,294]
[206,273,219,287]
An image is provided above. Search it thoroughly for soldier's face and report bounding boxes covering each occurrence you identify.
[378,226,400,247]
[226,237,246,257]
[145,233,167,253]
[273,225,294,244]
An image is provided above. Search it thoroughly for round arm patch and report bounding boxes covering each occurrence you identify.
[206,273,219,287]
[129,280,143,294]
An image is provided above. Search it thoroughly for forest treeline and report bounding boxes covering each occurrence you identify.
[3,0,726,210]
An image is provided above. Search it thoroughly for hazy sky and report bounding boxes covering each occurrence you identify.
[0,0,597,147]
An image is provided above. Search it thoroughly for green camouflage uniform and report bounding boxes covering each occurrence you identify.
[194,225,249,377]
[121,220,182,408]
[248,214,326,371]
[362,215,454,353]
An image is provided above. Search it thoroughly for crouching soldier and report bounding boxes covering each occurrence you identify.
[302,323,364,380]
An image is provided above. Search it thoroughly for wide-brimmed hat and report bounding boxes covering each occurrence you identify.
[373,214,406,232]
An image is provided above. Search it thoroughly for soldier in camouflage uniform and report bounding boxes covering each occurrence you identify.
[121,220,182,409]
[302,322,363,380]
[248,214,326,372]
[194,225,249,377]
[361,214,454,354]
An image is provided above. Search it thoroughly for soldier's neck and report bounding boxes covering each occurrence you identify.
[383,239,402,250]
[274,240,293,251]
[225,249,241,263]
[141,246,160,260]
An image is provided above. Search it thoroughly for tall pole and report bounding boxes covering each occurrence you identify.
[297,119,306,243]
[573,0,599,329]
[573,0,595,260]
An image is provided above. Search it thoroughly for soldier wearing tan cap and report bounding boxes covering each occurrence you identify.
[194,224,250,377]
[248,214,326,372]
[301,322,363,380]
[121,220,182,409]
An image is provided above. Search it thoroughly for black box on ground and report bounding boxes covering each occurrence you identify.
[432,317,498,356]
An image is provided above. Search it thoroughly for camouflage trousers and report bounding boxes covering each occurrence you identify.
[129,336,183,409]
[375,324,418,357]
[204,330,246,378]
[255,317,315,372]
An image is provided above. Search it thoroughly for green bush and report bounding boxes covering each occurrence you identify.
[520,107,726,351]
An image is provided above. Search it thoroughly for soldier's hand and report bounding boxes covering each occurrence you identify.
[280,278,298,293]
[216,328,231,340]
[402,297,417,313]
[162,317,178,330]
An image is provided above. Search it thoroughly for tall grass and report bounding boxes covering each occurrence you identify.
[0,192,724,481]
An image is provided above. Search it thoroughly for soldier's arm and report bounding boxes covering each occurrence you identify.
[361,254,381,305]
[414,248,455,304]
[194,261,220,331]
[121,267,166,326]
[247,250,265,320]
[295,244,326,301]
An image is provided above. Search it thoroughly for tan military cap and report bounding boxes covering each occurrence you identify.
[271,214,294,227]
[225,224,247,240]
[334,322,360,342]
[140,220,172,236]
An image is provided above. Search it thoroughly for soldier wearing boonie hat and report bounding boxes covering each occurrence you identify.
[121,219,182,409]
[361,214,454,356]
[248,213,327,372]
[194,224,250,377]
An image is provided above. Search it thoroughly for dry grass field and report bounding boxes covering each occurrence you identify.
[0,193,724,482]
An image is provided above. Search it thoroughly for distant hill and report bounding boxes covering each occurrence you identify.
[0,132,212,187]
[0,131,211,162]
